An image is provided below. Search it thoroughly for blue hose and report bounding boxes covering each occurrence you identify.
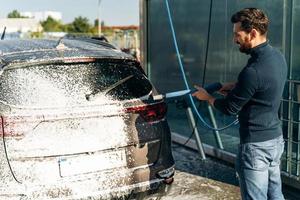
[165,0,238,131]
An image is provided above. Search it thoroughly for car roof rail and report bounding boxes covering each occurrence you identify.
[63,34,116,49]
[91,36,109,43]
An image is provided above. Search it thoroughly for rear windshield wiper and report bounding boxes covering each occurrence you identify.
[86,75,134,101]
[1,27,6,40]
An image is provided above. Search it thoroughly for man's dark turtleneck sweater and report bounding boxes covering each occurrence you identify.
[214,41,287,144]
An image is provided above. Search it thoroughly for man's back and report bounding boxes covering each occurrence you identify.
[237,42,287,143]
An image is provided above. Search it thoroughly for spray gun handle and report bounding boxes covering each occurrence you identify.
[190,82,223,94]
[204,82,223,94]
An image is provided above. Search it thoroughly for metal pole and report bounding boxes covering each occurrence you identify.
[289,0,300,178]
[287,0,294,176]
[186,106,206,160]
[98,0,102,37]
[207,105,224,149]
[297,98,300,176]
[140,0,150,76]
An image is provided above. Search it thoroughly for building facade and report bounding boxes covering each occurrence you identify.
[0,18,42,39]
[21,11,62,22]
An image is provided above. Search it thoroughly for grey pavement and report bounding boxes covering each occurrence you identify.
[161,170,240,200]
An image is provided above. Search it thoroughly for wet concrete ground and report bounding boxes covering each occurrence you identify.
[161,143,300,200]
[161,170,240,200]
[159,143,240,200]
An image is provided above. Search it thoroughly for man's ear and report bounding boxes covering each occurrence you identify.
[250,29,258,40]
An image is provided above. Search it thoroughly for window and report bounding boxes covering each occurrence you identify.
[0,60,152,107]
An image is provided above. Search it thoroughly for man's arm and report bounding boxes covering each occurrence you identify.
[218,82,236,96]
[193,67,258,116]
[192,82,236,104]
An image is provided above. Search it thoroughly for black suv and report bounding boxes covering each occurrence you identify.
[0,38,174,199]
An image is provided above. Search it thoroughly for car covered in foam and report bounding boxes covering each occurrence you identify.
[0,37,174,200]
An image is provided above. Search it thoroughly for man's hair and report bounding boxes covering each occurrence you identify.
[231,8,269,35]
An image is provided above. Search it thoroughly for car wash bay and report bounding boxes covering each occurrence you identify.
[140,0,300,197]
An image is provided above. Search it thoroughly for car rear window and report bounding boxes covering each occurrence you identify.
[0,60,152,107]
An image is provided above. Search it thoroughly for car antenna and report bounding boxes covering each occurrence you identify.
[1,27,6,40]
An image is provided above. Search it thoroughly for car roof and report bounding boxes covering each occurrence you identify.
[0,38,135,68]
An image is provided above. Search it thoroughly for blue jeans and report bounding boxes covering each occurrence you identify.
[235,135,285,200]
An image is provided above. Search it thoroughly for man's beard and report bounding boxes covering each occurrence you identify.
[239,42,252,54]
[238,39,252,54]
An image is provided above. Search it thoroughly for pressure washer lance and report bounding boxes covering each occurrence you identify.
[153,82,223,100]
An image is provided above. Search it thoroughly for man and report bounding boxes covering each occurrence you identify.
[192,8,287,200]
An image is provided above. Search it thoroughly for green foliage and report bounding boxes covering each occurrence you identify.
[7,10,26,18]
[94,19,105,27]
[94,19,99,27]
[41,16,64,32]
[69,16,91,33]
[30,31,43,38]
[89,26,98,35]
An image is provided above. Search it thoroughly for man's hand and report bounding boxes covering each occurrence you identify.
[218,82,236,96]
[192,85,215,105]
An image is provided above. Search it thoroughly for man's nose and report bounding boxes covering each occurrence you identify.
[233,37,237,44]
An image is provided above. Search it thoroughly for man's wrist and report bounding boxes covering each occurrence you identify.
[208,96,215,106]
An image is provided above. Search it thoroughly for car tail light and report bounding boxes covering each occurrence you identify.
[0,116,22,139]
[125,102,167,122]
[0,115,43,139]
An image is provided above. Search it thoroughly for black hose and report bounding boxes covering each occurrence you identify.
[201,0,213,86]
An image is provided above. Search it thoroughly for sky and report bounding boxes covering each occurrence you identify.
[0,0,140,25]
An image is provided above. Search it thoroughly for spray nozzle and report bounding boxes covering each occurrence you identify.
[152,82,223,100]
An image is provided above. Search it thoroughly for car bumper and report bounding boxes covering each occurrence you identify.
[1,165,175,200]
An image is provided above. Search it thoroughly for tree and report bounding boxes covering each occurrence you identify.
[7,10,25,18]
[41,16,64,32]
[70,16,91,33]
[94,19,105,27]
[94,19,99,27]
